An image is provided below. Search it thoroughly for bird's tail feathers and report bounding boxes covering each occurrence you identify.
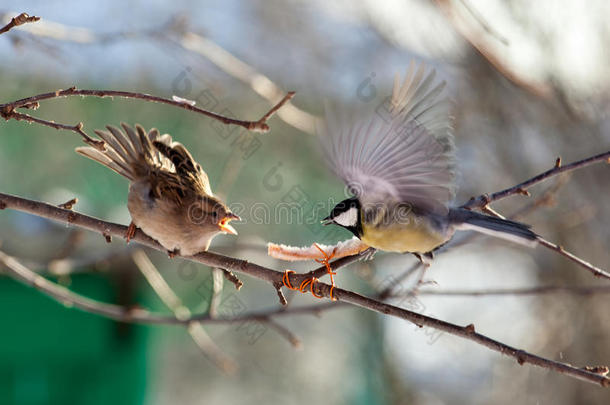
[450,208,538,247]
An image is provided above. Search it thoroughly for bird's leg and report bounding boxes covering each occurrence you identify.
[413,252,424,264]
[361,248,377,261]
[411,251,436,293]
[412,252,432,268]
[125,221,137,243]
[167,248,180,259]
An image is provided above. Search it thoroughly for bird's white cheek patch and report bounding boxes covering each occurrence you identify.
[334,207,358,227]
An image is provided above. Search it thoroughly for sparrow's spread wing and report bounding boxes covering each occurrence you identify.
[152,135,213,197]
[319,63,455,214]
[76,124,213,203]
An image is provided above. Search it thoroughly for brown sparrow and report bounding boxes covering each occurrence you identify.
[76,123,240,256]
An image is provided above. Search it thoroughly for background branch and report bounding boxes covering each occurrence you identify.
[435,0,552,99]
[132,250,238,374]
[0,13,317,135]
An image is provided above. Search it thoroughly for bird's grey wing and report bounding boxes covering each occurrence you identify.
[318,64,455,214]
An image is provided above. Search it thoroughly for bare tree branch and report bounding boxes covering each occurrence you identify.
[0,12,40,35]
[0,108,104,148]
[2,8,609,390]
[1,193,609,386]
[480,205,610,280]
[263,317,302,349]
[536,237,610,279]
[463,152,610,209]
[0,249,163,322]
[169,31,317,134]
[0,13,317,135]
[0,87,295,138]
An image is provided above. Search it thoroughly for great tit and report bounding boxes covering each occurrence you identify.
[320,63,538,259]
[76,123,240,255]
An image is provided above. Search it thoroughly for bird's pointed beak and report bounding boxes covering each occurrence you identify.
[219,213,240,235]
[321,215,333,226]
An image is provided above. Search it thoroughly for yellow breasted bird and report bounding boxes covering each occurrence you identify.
[320,64,538,261]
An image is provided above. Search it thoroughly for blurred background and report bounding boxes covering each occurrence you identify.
[1,1,609,404]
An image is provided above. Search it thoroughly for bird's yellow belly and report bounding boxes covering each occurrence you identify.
[360,220,448,253]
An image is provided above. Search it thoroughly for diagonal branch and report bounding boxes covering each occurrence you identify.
[0,108,104,148]
[434,0,552,99]
[1,192,609,387]
[168,31,317,134]
[0,249,164,322]
[463,152,610,209]
[480,206,610,280]
[132,250,238,374]
[536,237,610,279]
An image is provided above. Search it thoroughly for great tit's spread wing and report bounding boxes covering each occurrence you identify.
[319,64,455,214]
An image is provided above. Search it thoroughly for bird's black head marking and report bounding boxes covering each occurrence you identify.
[322,197,362,237]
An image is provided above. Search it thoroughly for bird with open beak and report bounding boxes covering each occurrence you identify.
[76,123,240,256]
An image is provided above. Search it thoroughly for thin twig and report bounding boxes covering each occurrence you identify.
[536,237,610,279]
[0,12,40,35]
[445,175,569,251]
[462,151,610,210]
[457,0,509,45]
[509,173,569,219]
[57,197,78,210]
[0,249,159,321]
[274,282,288,306]
[482,203,610,280]
[132,250,189,317]
[221,269,243,290]
[0,87,294,136]
[0,14,316,134]
[0,108,104,148]
[171,31,317,134]
[1,193,609,386]
[256,92,296,124]
[263,317,302,348]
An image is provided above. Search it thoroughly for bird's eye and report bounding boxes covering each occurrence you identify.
[212,211,218,220]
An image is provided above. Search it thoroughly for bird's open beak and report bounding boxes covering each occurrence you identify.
[321,215,333,226]
[219,213,240,235]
